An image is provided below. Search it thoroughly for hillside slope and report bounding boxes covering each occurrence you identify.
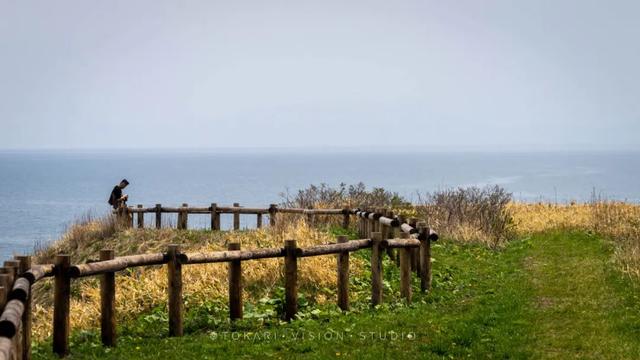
[33,231,640,359]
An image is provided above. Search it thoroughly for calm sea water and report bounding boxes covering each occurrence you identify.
[0,150,638,260]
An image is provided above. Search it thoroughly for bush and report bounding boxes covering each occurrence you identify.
[279,182,409,209]
[417,186,515,247]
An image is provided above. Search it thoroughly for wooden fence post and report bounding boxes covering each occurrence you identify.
[167,245,183,336]
[53,254,71,357]
[16,256,31,360]
[413,222,423,277]
[178,203,188,230]
[127,207,133,228]
[0,273,9,306]
[370,232,383,306]
[3,262,19,284]
[337,235,349,311]
[176,206,182,230]
[269,204,278,227]
[306,207,314,227]
[399,233,412,303]
[211,203,220,231]
[137,205,144,229]
[365,212,370,238]
[228,243,243,320]
[380,213,388,241]
[256,213,262,229]
[370,210,376,234]
[0,274,6,359]
[155,204,162,229]
[418,223,432,293]
[100,250,116,347]
[383,210,395,262]
[395,216,405,266]
[284,240,297,321]
[409,217,419,273]
[342,209,350,230]
[370,209,377,234]
[233,203,240,230]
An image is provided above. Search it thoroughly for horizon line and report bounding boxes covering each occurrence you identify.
[0,145,639,154]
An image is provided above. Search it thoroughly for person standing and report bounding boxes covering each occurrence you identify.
[108,179,130,209]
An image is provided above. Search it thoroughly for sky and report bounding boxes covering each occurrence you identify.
[1,0,639,151]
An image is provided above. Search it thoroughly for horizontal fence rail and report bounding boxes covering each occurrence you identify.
[115,203,353,231]
[0,206,438,359]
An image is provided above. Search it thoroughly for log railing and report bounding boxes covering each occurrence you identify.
[0,207,438,359]
[116,203,352,231]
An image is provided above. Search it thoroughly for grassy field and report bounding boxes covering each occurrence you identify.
[32,230,640,359]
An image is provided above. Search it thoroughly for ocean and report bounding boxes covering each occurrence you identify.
[0,150,638,260]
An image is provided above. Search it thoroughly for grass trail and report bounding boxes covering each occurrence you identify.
[525,231,640,359]
[33,232,640,359]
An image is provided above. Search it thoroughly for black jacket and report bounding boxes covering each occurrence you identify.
[108,186,122,209]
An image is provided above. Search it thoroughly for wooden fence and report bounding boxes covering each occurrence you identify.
[116,203,350,230]
[0,206,437,359]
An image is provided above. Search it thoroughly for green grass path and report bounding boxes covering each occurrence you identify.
[34,232,640,359]
[524,232,640,359]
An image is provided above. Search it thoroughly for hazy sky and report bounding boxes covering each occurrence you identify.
[1,1,639,150]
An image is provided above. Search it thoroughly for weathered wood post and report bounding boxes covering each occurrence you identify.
[0,281,5,323]
[233,203,240,230]
[379,212,388,241]
[155,204,162,229]
[0,284,5,360]
[0,273,9,306]
[100,250,116,347]
[284,240,297,321]
[337,235,349,311]
[418,223,432,293]
[370,209,376,234]
[384,210,395,262]
[409,218,419,273]
[365,211,371,238]
[411,221,424,278]
[228,243,243,320]
[3,261,19,282]
[370,210,376,237]
[256,213,263,229]
[306,207,315,227]
[399,233,412,303]
[16,255,31,360]
[137,205,144,229]
[269,204,278,227]
[53,254,71,357]
[374,208,382,233]
[127,206,133,228]
[167,245,183,336]
[178,203,188,230]
[395,215,405,265]
[211,203,220,231]
[370,232,383,306]
[176,206,183,230]
[342,209,350,230]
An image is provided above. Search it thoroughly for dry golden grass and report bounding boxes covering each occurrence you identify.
[509,202,593,234]
[29,201,640,341]
[30,218,364,341]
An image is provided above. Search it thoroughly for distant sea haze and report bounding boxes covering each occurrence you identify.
[0,150,638,260]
